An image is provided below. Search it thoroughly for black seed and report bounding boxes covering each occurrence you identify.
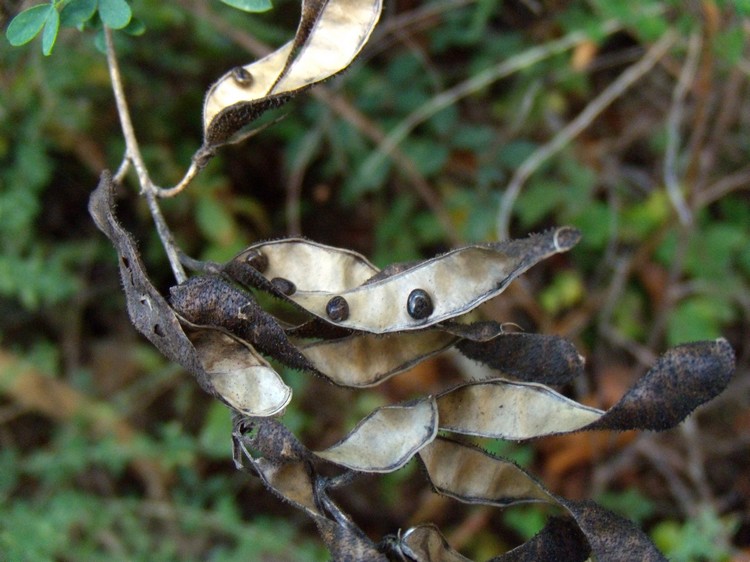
[407,289,434,319]
[244,249,268,272]
[326,296,349,322]
[271,277,296,296]
[231,66,253,86]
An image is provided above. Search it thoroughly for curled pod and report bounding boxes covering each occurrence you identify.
[271,277,296,296]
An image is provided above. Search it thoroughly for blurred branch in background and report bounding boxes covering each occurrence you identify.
[1,0,749,559]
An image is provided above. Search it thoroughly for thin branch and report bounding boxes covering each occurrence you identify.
[645,221,691,349]
[693,163,750,208]
[114,156,131,184]
[153,160,201,198]
[286,126,326,236]
[664,31,701,226]
[104,28,154,194]
[104,27,187,283]
[634,436,696,517]
[355,19,624,196]
[496,31,678,240]
[679,417,715,509]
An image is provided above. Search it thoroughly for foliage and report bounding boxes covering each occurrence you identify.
[2,0,749,559]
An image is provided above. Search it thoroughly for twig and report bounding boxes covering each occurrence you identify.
[663,31,701,226]
[356,19,624,198]
[286,125,326,236]
[105,28,154,194]
[645,221,690,349]
[693,163,750,208]
[114,157,131,184]
[679,417,715,509]
[363,0,476,60]
[104,27,187,283]
[634,435,696,517]
[155,159,201,198]
[496,31,678,240]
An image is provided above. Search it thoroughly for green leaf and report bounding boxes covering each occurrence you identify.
[123,17,146,36]
[667,296,735,346]
[98,0,132,29]
[199,402,232,459]
[402,138,449,177]
[59,0,98,27]
[220,0,273,13]
[41,8,60,56]
[93,28,106,53]
[734,0,750,16]
[6,4,53,47]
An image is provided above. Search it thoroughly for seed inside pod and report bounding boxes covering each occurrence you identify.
[244,249,268,273]
[326,296,349,322]
[407,289,434,320]
[271,277,296,296]
[231,66,253,86]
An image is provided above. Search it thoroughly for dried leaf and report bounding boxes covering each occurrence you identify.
[436,379,603,440]
[299,330,457,387]
[456,331,585,385]
[276,227,580,333]
[187,328,291,416]
[88,172,210,394]
[315,398,438,472]
[203,0,382,146]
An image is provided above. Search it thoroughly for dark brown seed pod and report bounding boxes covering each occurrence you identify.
[231,66,253,86]
[244,249,268,273]
[407,289,434,320]
[271,277,296,296]
[326,295,349,322]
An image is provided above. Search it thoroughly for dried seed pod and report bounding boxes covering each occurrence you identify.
[231,66,253,86]
[272,227,581,333]
[407,289,434,319]
[202,0,383,147]
[244,249,268,272]
[271,277,296,296]
[326,295,349,322]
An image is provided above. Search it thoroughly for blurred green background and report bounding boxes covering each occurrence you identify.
[1,0,749,560]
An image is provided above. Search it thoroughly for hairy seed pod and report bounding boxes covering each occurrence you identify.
[244,249,268,273]
[326,295,349,322]
[407,289,434,319]
[231,66,253,86]
[271,277,296,296]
